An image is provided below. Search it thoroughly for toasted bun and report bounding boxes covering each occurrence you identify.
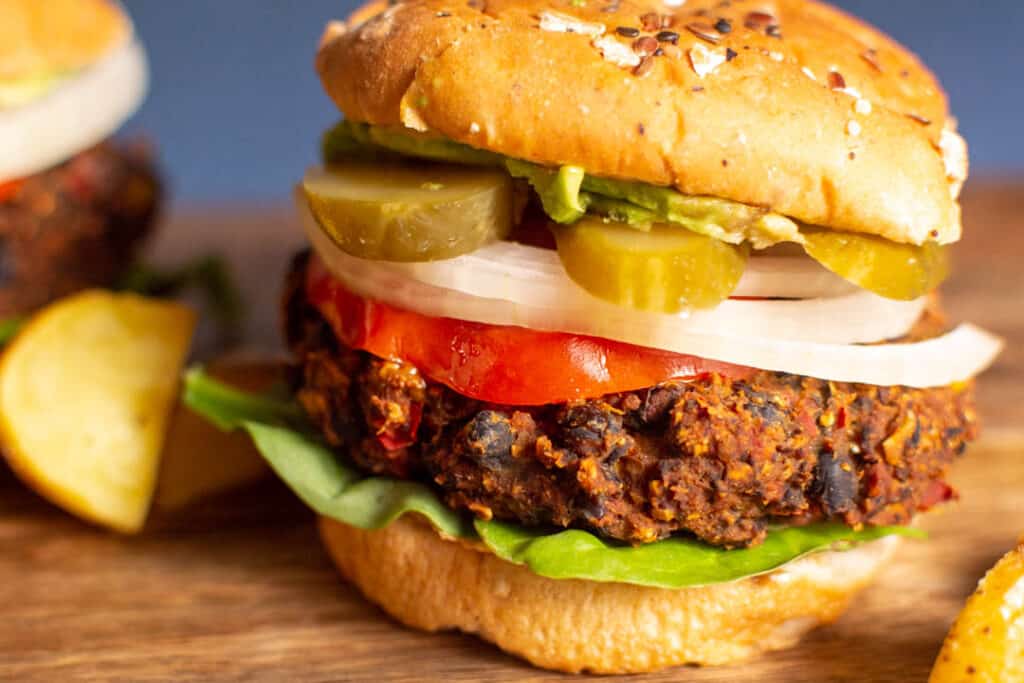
[320,516,899,674]
[317,0,965,246]
[0,0,130,80]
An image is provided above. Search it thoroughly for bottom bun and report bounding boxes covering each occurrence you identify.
[319,516,899,674]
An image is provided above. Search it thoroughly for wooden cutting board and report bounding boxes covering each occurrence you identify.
[1,182,1022,682]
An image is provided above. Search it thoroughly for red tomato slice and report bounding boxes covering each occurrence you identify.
[0,179,24,203]
[306,256,751,406]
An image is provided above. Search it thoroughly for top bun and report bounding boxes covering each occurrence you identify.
[317,0,966,245]
[0,0,130,80]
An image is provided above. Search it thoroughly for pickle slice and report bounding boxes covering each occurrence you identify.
[302,162,514,262]
[554,217,749,312]
[802,228,949,300]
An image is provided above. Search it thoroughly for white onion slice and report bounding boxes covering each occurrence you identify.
[302,205,1002,387]
[733,253,857,299]
[0,39,148,183]
[302,205,922,345]
[396,242,857,302]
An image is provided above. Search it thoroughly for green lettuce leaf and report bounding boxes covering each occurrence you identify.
[478,519,922,589]
[183,369,922,588]
[182,368,473,539]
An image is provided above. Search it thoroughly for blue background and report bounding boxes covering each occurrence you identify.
[121,1,1024,204]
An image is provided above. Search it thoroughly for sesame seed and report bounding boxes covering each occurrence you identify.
[906,113,932,126]
[726,47,738,61]
[656,30,680,44]
[744,11,775,30]
[801,66,816,81]
[769,51,784,62]
[632,55,655,77]
[469,121,481,133]
[685,22,721,44]
[847,120,862,136]
[861,48,883,72]
[715,18,732,34]
[828,71,847,90]
[633,35,660,56]
[640,12,661,32]
[855,98,873,115]
[616,26,640,37]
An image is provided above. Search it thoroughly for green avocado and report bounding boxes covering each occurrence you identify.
[582,194,657,229]
[505,160,586,224]
[319,121,950,300]
[581,175,802,248]
[323,120,502,166]
[322,120,800,246]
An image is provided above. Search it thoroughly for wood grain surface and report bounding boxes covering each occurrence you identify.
[1,181,1022,682]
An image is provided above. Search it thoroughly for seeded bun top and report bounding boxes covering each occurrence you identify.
[317,0,967,246]
[0,0,130,80]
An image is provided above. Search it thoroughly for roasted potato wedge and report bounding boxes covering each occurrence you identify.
[930,542,1024,683]
[0,291,195,533]
[154,356,280,510]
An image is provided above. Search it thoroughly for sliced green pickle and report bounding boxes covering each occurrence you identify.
[302,161,514,262]
[553,217,749,313]
[802,228,949,300]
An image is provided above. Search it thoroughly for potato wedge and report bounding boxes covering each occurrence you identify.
[930,543,1024,683]
[154,356,281,510]
[0,291,195,533]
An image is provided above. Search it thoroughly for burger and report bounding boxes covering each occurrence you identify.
[0,0,160,321]
[186,0,1003,673]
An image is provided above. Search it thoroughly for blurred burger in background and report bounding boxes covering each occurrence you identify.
[0,0,160,321]
[0,0,260,535]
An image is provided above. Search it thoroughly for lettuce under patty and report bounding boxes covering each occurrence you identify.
[183,368,922,589]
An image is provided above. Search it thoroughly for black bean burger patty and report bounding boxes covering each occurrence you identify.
[0,143,161,316]
[284,253,978,548]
